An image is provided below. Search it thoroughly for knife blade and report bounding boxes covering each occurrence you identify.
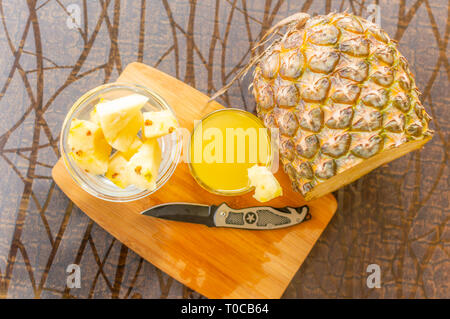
[140,202,310,230]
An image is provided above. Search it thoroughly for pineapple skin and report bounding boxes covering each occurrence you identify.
[252,12,433,199]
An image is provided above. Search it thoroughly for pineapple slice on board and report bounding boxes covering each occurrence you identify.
[142,110,178,139]
[127,139,162,191]
[68,119,111,175]
[96,94,147,152]
[248,165,283,202]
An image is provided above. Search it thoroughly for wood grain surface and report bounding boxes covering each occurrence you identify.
[52,62,337,299]
[0,1,448,299]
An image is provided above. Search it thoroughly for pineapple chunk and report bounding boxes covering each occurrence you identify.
[143,110,178,139]
[127,139,162,190]
[68,119,111,175]
[89,98,107,126]
[105,137,143,189]
[90,107,100,126]
[105,153,130,189]
[96,94,148,152]
[248,165,282,202]
[121,136,143,160]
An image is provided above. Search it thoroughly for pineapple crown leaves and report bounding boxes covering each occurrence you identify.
[208,12,311,103]
[209,11,370,103]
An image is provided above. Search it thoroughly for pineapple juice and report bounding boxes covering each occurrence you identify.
[189,109,271,194]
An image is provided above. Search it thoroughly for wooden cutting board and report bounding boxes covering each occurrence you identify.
[52,62,337,299]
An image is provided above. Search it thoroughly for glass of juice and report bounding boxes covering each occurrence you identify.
[188,108,273,195]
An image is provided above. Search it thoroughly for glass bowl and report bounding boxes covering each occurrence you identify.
[60,83,182,202]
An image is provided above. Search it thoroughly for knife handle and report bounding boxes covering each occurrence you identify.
[211,203,310,230]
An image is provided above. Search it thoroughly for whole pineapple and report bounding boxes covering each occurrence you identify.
[252,12,433,200]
